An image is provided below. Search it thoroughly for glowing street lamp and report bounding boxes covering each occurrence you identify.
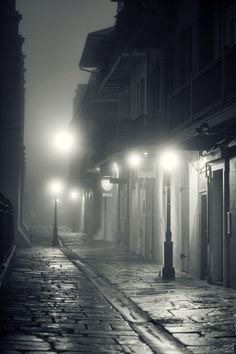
[69,188,80,201]
[53,130,76,154]
[160,150,179,171]
[159,149,179,280]
[126,152,142,169]
[48,178,64,246]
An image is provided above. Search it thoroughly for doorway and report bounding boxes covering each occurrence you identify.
[200,194,208,279]
[208,167,224,284]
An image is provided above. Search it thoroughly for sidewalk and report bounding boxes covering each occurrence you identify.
[60,233,236,354]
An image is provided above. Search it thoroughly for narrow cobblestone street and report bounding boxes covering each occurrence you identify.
[59,232,236,354]
[0,234,155,353]
[1,230,236,353]
[2,1,236,353]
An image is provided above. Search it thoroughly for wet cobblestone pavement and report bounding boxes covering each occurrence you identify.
[60,233,236,354]
[0,238,156,353]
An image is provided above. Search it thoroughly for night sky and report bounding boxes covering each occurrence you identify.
[16,0,116,224]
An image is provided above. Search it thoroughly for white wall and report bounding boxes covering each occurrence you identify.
[153,169,165,263]
[104,185,118,242]
[189,162,200,277]
[172,166,183,271]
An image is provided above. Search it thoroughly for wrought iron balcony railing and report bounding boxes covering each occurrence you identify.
[168,44,236,132]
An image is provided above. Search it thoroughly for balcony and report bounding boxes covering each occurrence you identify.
[169,82,191,131]
[98,52,145,96]
[89,114,160,165]
[168,44,236,132]
[101,114,160,160]
[86,2,175,96]
[114,0,176,50]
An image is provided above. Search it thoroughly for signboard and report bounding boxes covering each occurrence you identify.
[102,192,113,197]
[101,179,113,191]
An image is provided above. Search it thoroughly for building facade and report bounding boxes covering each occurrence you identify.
[71,0,236,289]
[0,0,29,252]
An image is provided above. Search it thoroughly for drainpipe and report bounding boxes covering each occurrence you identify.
[127,169,132,249]
[224,149,230,287]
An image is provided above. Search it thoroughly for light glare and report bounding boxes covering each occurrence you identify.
[112,162,119,171]
[48,179,64,196]
[126,152,142,168]
[69,189,80,200]
[159,150,179,171]
[53,130,75,153]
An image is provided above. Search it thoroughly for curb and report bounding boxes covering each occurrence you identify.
[59,238,192,354]
[0,245,16,291]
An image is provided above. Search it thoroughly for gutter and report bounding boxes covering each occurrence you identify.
[0,244,16,290]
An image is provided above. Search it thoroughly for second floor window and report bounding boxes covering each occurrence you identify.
[150,63,160,115]
[226,9,236,48]
[180,27,192,84]
[199,0,214,68]
[137,78,145,116]
[142,0,162,11]
[169,26,192,92]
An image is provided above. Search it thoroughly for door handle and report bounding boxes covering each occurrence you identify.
[227,211,231,235]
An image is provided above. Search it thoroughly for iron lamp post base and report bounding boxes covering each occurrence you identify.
[52,226,59,247]
[162,239,175,280]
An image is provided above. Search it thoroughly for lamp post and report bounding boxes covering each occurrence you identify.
[53,196,59,246]
[48,179,64,247]
[51,129,77,237]
[160,150,179,280]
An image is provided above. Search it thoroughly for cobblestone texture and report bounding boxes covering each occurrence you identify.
[60,232,236,354]
[0,234,154,353]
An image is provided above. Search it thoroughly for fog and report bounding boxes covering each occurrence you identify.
[16,0,116,226]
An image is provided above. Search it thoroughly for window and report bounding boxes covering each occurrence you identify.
[130,82,137,120]
[226,9,236,47]
[142,0,162,11]
[199,0,215,68]
[150,64,160,115]
[137,78,145,116]
[180,27,192,84]
[168,26,192,91]
[119,88,129,121]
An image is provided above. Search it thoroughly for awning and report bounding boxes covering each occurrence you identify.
[99,52,146,95]
[177,119,236,151]
[79,27,114,69]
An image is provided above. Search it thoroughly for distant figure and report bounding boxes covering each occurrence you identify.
[29,224,34,241]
